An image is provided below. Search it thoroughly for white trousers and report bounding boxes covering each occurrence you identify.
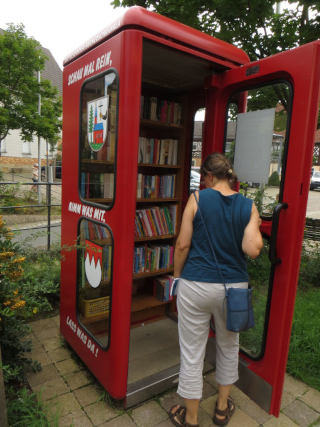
[176,278,247,400]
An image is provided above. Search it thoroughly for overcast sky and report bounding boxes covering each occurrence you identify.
[0,0,127,69]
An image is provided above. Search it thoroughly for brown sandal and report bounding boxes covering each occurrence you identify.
[168,405,199,427]
[213,397,235,426]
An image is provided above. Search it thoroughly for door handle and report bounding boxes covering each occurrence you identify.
[268,202,288,265]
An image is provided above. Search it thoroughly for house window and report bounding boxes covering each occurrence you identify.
[0,139,7,153]
[22,141,31,155]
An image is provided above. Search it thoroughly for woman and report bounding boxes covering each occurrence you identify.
[169,153,263,427]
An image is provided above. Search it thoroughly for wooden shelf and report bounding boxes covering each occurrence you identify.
[81,159,114,166]
[79,312,109,325]
[141,119,183,129]
[136,198,178,203]
[138,163,180,169]
[131,294,169,313]
[133,267,173,279]
[135,234,175,242]
[84,198,113,203]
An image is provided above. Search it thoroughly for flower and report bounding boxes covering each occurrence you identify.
[3,301,12,306]
[33,308,38,314]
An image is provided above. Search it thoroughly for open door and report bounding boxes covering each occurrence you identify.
[204,41,320,416]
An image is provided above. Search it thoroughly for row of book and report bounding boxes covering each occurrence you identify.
[141,95,182,125]
[135,205,177,238]
[133,244,174,274]
[80,172,114,199]
[80,219,111,242]
[137,174,176,199]
[153,275,175,302]
[138,137,178,166]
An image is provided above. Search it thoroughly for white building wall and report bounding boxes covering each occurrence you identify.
[0,129,56,159]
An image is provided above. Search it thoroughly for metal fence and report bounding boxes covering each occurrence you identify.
[0,181,61,250]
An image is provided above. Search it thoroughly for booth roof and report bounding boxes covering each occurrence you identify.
[63,6,249,68]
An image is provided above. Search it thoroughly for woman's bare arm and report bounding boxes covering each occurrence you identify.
[242,203,263,259]
[174,193,197,277]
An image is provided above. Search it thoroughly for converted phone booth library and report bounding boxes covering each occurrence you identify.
[60,6,320,416]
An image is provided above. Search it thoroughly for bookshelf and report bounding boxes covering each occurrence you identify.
[131,90,186,324]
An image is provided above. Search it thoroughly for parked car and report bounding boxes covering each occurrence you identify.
[310,170,320,190]
[190,169,200,192]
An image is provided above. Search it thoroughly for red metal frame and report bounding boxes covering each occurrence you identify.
[204,41,320,415]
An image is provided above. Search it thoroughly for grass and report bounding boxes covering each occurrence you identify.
[286,287,320,390]
[239,285,320,392]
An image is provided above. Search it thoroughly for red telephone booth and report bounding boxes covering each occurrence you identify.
[60,6,320,414]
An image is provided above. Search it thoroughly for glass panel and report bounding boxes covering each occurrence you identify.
[79,71,118,207]
[224,82,292,358]
[226,82,291,217]
[77,219,113,349]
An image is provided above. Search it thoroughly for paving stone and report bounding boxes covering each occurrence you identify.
[283,398,319,427]
[283,374,309,398]
[84,400,118,426]
[74,384,104,407]
[49,347,72,363]
[280,390,297,410]
[197,406,216,426]
[34,326,60,341]
[158,390,184,412]
[48,392,83,419]
[154,420,175,427]
[226,408,259,427]
[33,377,69,401]
[263,412,300,426]
[30,317,57,333]
[200,395,216,417]
[52,314,61,327]
[27,363,60,388]
[59,412,94,427]
[100,414,136,426]
[300,388,320,413]
[42,336,65,351]
[230,385,252,407]
[131,400,168,427]
[30,346,52,367]
[56,358,82,375]
[64,370,94,391]
[236,393,272,424]
[26,332,42,349]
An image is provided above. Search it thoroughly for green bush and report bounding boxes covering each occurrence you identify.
[268,171,280,186]
[0,217,34,381]
[7,387,59,426]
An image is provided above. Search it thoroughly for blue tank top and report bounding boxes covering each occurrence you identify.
[181,188,252,283]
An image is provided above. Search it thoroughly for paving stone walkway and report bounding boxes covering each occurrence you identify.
[26,315,320,427]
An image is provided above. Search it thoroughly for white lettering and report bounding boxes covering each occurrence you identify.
[68,202,81,214]
[68,68,83,86]
[81,205,93,218]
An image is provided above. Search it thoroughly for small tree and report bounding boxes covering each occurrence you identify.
[0,24,62,150]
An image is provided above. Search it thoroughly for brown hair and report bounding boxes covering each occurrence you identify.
[200,153,237,188]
